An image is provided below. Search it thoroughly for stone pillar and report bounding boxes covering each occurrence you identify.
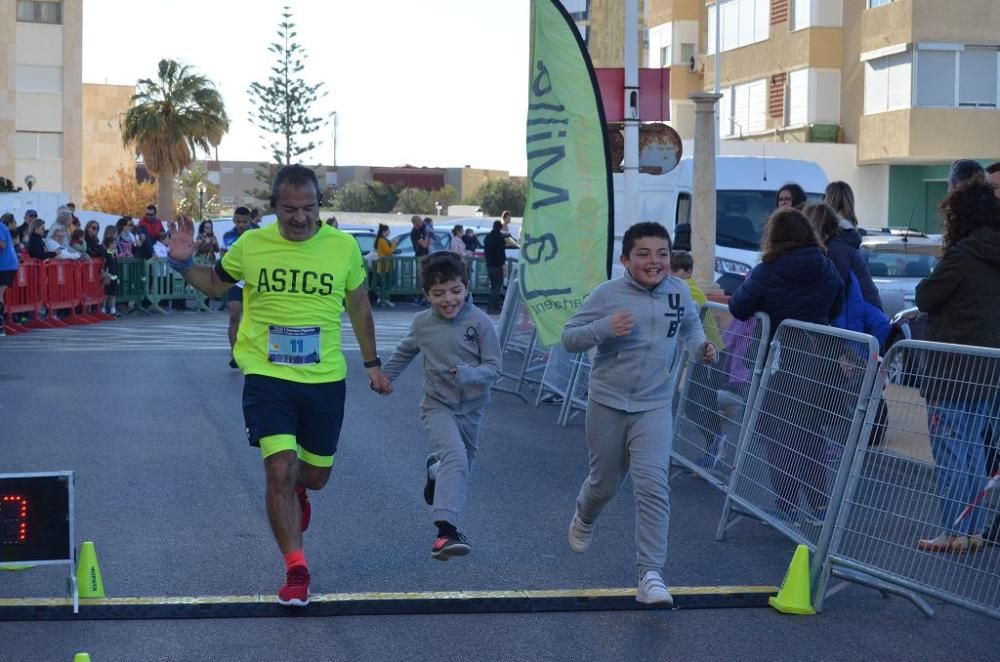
[688,92,724,297]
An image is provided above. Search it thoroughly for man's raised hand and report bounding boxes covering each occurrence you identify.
[168,215,196,261]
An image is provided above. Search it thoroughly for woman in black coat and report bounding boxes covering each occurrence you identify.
[913,170,1000,553]
[729,209,844,523]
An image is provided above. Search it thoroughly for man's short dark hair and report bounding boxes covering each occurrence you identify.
[492,220,502,232]
[421,252,468,292]
[986,162,1000,175]
[146,205,157,214]
[622,222,671,257]
[670,250,693,272]
[234,206,251,216]
[269,164,322,208]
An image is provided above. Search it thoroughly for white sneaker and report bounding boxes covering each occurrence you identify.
[636,570,673,605]
[567,512,594,553]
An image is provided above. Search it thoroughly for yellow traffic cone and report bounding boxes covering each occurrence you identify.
[768,544,816,615]
[76,541,105,599]
[73,654,92,662]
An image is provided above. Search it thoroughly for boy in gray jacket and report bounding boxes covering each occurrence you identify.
[383,253,502,560]
[562,222,716,604]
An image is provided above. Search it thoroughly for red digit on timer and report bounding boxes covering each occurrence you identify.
[1,495,28,543]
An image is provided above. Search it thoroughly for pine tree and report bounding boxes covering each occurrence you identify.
[247,5,329,165]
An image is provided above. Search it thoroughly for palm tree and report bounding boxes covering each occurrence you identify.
[121,59,229,218]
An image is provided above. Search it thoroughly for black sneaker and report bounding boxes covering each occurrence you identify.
[432,531,470,560]
[423,455,437,506]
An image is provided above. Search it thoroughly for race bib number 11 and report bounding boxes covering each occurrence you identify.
[268,326,321,365]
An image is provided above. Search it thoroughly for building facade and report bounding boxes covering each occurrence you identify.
[0,0,83,202]
[81,83,135,196]
[633,0,1000,230]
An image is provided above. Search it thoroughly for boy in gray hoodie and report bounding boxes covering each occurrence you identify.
[383,253,502,560]
[562,222,716,605]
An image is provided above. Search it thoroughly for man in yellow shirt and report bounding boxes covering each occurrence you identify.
[167,165,391,607]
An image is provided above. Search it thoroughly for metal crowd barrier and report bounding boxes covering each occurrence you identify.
[369,256,517,306]
[492,269,547,403]
[558,350,591,427]
[817,339,1000,620]
[671,304,770,489]
[535,344,579,408]
[716,320,881,564]
[145,259,212,313]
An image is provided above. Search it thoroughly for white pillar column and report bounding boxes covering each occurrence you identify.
[688,91,724,296]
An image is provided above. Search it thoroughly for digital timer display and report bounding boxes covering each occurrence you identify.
[0,495,29,544]
[0,474,71,564]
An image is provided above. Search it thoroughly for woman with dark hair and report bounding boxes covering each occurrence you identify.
[83,220,103,258]
[195,220,220,261]
[27,219,57,260]
[730,208,842,336]
[775,183,807,211]
[729,208,843,524]
[805,201,882,310]
[913,172,1000,554]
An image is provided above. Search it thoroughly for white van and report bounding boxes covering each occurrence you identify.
[613,156,828,293]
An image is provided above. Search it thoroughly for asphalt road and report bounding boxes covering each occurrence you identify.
[0,309,997,661]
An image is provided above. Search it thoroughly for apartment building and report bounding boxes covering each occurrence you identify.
[0,0,83,202]
[637,0,1000,231]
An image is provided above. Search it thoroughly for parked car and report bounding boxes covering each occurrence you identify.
[861,233,942,319]
[390,228,451,256]
[337,225,377,255]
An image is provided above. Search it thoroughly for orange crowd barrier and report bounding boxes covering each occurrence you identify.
[2,258,118,334]
[80,258,113,322]
[2,259,43,334]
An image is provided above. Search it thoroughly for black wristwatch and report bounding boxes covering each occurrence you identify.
[363,356,382,369]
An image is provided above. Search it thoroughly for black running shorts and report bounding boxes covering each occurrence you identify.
[242,374,346,466]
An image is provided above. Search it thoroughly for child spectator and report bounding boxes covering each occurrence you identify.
[153,232,170,258]
[728,208,843,526]
[69,229,90,259]
[561,222,716,605]
[101,228,120,317]
[449,225,468,256]
[382,253,502,560]
[668,250,705,305]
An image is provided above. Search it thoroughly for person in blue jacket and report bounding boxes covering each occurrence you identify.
[729,208,844,524]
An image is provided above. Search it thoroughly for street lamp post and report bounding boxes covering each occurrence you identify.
[24,175,36,191]
[197,182,206,221]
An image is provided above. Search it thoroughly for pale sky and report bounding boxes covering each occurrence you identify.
[82,0,531,175]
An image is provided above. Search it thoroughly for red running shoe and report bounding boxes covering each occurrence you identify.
[296,487,311,532]
[277,565,310,607]
[432,532,471,561]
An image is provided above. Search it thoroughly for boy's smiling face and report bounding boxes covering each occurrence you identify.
[427,278,468,319]
[621,236,671,289]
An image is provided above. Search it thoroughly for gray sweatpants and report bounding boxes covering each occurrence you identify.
[576,400,673,576]
[421,404,484,526]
